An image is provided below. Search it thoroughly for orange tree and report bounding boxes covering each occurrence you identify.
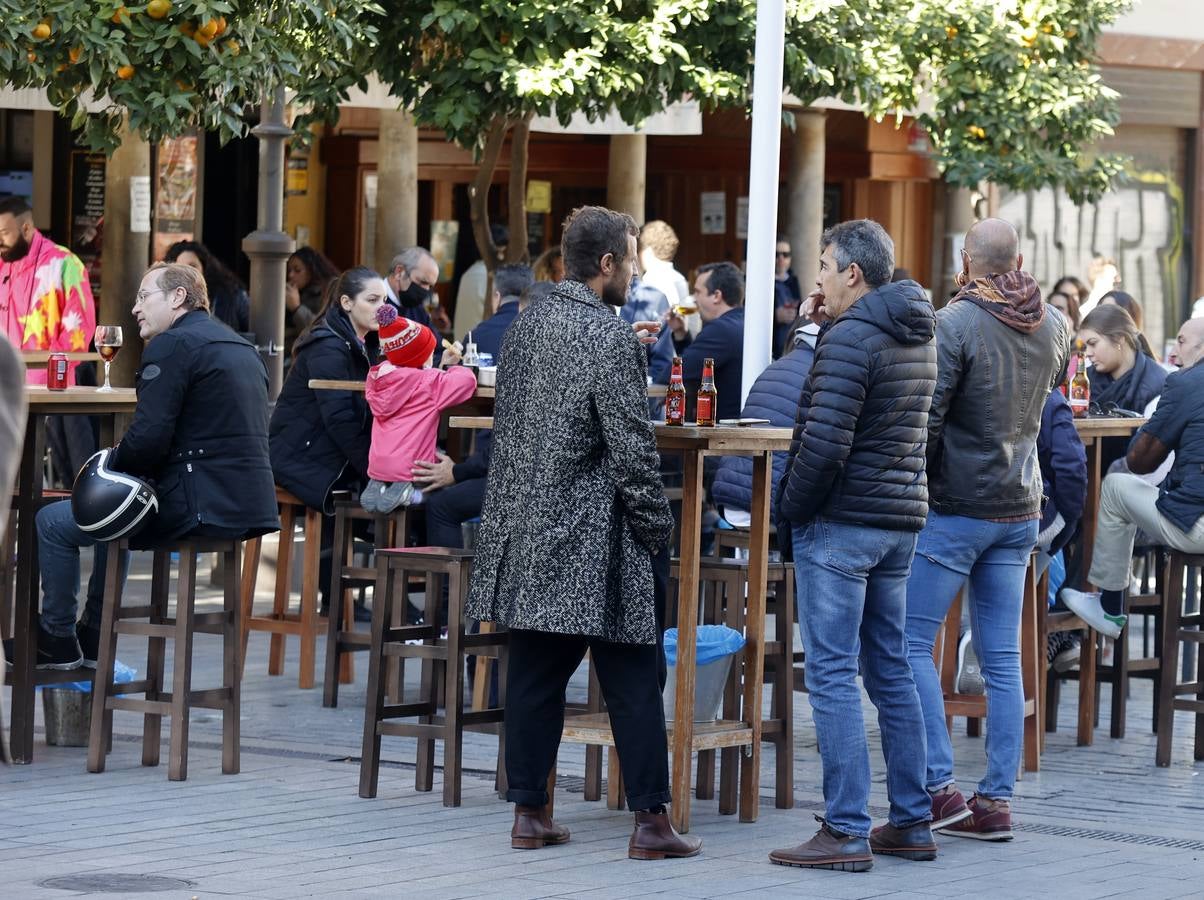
[0,0,381,151]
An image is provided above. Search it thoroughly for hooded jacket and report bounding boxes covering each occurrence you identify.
[270,310,378,513]
[1038,390,1087,553]
[778,280,937,533]
[927,271,1071,519]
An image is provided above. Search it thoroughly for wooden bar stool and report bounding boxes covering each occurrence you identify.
[239,487,348,689]
[359,547,507,807]
[1041,601,1099,746]
[1155,551,1204,766]
[87,537,243,781]
[934,556,1043,774]
[322,499,413,708]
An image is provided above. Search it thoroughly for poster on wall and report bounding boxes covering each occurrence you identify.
[430,220,459,283]
[68,151,105,296]
[153,135,198,259]
[735,197,749,240]
[700,191,726,235]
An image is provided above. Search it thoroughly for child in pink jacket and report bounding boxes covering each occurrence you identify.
[362,305,477,513]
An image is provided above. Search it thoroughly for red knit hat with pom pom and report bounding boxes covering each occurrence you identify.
[377,304,436,368]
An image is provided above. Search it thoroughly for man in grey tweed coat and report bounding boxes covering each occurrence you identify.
[466,206,700,860]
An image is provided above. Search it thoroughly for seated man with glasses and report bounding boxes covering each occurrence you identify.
[773,236,802,356]
[5,263,279,670]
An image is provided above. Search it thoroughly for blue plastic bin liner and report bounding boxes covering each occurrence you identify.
[664,624,745,668]
[41,660,137,693]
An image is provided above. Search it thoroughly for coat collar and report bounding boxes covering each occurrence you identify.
[552,279,609,312]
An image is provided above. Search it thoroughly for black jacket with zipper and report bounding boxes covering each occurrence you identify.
[270,310,378,513]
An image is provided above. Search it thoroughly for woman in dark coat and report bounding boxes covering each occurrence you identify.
[284,246,339,358]
[270,266,387,514]
[165,240,251,333]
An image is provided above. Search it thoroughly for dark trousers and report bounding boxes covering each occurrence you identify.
[425,477,487,548]
[45,414,97,487]
[504,548,670,811]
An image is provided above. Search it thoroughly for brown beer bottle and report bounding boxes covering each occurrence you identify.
[666,356,686,426]
[696,357,717,427]
[1069,341,1090,418]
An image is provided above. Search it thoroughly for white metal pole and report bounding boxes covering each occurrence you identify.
[740,0,787,407]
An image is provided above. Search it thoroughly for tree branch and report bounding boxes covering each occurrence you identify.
[506,112,533,264]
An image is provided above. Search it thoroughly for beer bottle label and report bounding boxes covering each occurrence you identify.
[697,394,713,422]
[666,393,684,423]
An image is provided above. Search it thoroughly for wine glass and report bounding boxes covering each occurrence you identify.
[94,325,123,392]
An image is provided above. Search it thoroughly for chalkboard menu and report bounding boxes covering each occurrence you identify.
[68,151,105,295]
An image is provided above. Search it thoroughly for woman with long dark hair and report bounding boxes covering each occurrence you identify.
[164,240,250,333]
[285,246,339,357]
[1079,304,1164,415]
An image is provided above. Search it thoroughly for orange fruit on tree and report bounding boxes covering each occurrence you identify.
[111,6,129,25]
[147,0,171,20]
[32,22,52,41]
[214,16,227,35]
[69,45,83,64]
[178,21,194,36]
[116,64,135,79]
[225,38,240,56]
[193,30,211,48]
[199,19,219,38]
[27,50,37,63]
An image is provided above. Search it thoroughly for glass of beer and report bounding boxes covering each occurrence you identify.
[95,325,123,392]
[673,299,698,317]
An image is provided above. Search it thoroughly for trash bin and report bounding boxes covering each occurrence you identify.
[40,661,137,747]
[662,625,746,722]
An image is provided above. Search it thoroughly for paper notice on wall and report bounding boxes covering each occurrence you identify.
[735,197,749,240]
[129,175,151,233]
[700,191,726,235]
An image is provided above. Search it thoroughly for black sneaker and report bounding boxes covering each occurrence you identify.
[77,622,101,669]
[2,623,84,670]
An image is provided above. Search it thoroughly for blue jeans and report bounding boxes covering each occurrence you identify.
[905,511,1038,800]
[793,517,931,838]
[36,500,130,637]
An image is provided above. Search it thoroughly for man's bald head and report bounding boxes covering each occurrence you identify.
[1173,317,1204,369]
[963,218,1021,278]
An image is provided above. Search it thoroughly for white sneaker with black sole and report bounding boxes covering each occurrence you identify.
[955,631,985,695]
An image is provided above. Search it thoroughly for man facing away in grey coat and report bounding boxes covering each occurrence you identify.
[466,205,700,860]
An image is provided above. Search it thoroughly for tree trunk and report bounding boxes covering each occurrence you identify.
[505,114,532,264]
[606,134,647,223]
[468,116,509,275]
[99,117,150,386]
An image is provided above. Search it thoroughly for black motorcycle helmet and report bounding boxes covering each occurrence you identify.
[71,448,159,541]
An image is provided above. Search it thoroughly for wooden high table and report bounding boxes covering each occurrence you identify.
[8,386,137,764]
[1074,416,1147,587]
[451,417,793,833]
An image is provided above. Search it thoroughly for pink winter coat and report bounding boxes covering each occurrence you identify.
[364,363,477,482]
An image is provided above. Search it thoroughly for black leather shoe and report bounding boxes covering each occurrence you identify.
[770,820,872,872]
[870,821,938,861]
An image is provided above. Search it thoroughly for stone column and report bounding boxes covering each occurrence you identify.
[241,86,295,401]
[374,107,418,273]
[784,108,826,291]
[607,134,647,224]
[99,119,150,386]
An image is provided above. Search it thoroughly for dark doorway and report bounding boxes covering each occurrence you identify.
[201,129,258,284]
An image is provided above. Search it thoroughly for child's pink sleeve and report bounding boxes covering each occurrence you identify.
[435,366,478,409]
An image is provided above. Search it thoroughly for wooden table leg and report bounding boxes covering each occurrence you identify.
[1079,437,1102,589]
[670,450,703,834]
[739,451,770,823]
[10,417,44,765]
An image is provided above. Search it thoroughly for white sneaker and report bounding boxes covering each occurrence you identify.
[1061,589,1126,640]
[956,631,985,695]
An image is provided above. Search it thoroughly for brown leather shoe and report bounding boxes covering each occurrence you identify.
[510,804,570,850]
[769,822,873,872]
[628,809,702,860]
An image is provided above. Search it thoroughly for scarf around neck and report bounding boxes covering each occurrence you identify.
[951,270,1046,334]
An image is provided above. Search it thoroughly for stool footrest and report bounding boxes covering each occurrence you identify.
[1177,630,1204,643]
[385,643,447,661]
[379,701,436,720]
[462,632,508,649]
[336,633,371,649]
[115,605,154,619]
[108,697,172,715]
[116,622,174,639]
[1173,699,1204,714]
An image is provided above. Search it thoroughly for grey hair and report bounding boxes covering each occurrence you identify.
[391,246,434,274]
[819,219,895,289]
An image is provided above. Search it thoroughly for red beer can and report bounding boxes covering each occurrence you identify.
[47,352,69,391]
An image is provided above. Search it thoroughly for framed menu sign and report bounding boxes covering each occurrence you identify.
[153,134,199,260]
[68,151,105,295]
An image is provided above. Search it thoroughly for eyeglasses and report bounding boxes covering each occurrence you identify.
[134,288,166,303]
[775,251,791,258]
[1087,401,1142,418]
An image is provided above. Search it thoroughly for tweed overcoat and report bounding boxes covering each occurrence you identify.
[465,280,675,645]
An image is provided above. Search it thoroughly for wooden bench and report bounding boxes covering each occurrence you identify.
[1155,551,1204,766]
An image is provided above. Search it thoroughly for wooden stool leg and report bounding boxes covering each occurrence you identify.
[168,549,197,782]
[298,508,322,690]
[606,748,625,810]
[222,544,241,775]
[87,541,125,774]
[1022,563,1040,773]
[1111,596,1130,739]
[1077,623,1098,746]
[583,661,603,802]
[359,554,392,799]
[267,505,296,676]
[323,509,351,708]
[495,633,509,799]
[238,536,261,679]
[142,550,171,767]
[442,564,467,807]
[415,568,436,794]
[1156,558,1185,766]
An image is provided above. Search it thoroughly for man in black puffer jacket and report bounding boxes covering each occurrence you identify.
[769,220,938,873]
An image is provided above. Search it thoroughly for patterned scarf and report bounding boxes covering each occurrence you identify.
[951,270,1046,334]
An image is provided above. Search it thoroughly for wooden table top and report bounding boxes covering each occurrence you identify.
[21,351,103,364]
[24,385,137,411]
[449,416,793,451]
[308,378,496,399]
[1073,416,1147,439]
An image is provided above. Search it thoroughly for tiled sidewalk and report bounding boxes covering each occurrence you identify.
[3,549,1203,898]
